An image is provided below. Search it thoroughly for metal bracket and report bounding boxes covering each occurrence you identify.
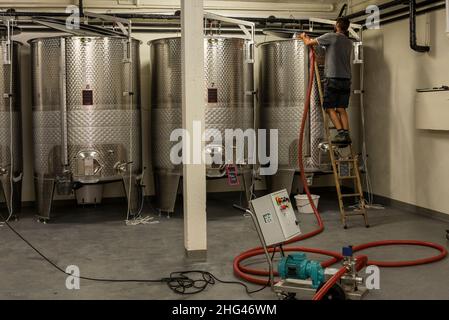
[305,173,314,186]
[353,41,363,64]
[83,11,133,63]
[204,12,255,64]
[0,16,15,65]
[83,11,131,36]
[233,204,275,291]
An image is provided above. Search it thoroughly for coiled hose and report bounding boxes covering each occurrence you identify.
[233,47,447,300]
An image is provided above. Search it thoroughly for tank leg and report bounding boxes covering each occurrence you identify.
[0,174,22,219]
[241,168,254,207]
[268,169,295,194]
[34,177,55,220]
[123,175,141,217]
[155,172,180,214]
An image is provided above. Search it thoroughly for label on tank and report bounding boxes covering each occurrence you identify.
[226,164,240,186]
[82,89,93,106]
[207,88,218,103]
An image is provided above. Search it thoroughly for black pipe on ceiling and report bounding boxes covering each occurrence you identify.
[345,0,406,20]
[410,0,431,52]
[361,3,444,29]
[337,4,348,18]
[353,0,443,25]
[79,0,84,17]
[2,10,340,34]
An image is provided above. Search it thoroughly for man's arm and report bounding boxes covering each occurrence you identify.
[298,32,319,46]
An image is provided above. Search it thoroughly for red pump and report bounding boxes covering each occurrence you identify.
[233,47,447,300]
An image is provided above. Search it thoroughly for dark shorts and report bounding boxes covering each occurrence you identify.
[323,78,351,109]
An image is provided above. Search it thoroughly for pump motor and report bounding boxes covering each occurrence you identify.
[278,252,325,289]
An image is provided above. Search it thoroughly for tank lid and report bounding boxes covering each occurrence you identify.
[147,35,248,46]
[256,38,304,48]
[28,35,141,45]
[263,28,299,39]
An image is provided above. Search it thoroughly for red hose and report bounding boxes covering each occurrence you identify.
[313,266,347,301]
[353,240,448,267]
[233,46,448,299]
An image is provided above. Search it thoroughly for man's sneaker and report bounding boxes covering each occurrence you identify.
[343,131,352,144]
[332,132,347,144]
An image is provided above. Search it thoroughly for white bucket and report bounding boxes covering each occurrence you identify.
[294,194,320,214]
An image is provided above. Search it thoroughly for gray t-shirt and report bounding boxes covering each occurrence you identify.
[316,32,353,79]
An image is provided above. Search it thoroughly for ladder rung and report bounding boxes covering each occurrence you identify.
[338,176,357,180]
[343,206,366,212]
[340,193,361,198]
[344,213,366,217]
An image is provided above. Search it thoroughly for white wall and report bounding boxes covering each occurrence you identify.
[361,9,449,215]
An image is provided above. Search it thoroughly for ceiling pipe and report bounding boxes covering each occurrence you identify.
[410,0,431,52]
[353,0,444,25]
[345,0,405,20]
[364,3,444,29]
[1,10,303,24]
[2,10,344,33]
[337,3,348,18]
[79,0,84,18]
[0,1,335,13]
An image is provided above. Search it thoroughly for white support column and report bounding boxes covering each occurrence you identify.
[181,0,207,259]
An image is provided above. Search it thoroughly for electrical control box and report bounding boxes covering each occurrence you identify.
[250,189,301,246]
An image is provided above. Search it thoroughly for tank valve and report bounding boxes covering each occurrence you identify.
[56,170,73,196]
[114,161,133,174]
[341,246,364,288]
[0,166,8,176]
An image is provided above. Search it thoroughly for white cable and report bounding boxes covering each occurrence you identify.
[126,215,159,226]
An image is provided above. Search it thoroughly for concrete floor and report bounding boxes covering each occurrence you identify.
[1,191,448,300]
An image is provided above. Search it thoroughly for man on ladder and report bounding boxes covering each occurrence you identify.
[298,17,369,228]
[299,17,353,144]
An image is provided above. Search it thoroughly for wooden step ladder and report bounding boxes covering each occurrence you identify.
[313,62,369,229]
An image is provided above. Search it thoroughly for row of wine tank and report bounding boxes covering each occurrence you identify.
[0,35,327,221]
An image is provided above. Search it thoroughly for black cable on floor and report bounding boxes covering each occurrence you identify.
[1,215,270,295]
[279,244,286,257]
